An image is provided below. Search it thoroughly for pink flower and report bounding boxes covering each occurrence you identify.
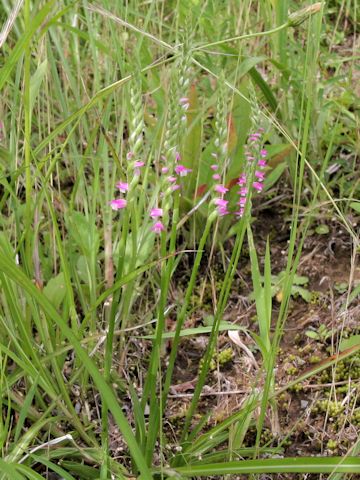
[127,151,134,160]
[167,176,177,183]
[235,208,245,217]
[237,174,246,186]
[116,182,129,193]
[175,165,192,177]
[239,187,248,195]
[214,198,228,207]
[212,173,221,181]
[211,164,219,170]
[151,221,165,234]
[258,159,266,167]
[246,156,255,161]
[110,199,127,210]
[214,184,228,194]
[150,208,163,218]
[238,197,247,206]
[249,132,261,138]
[175,152,181,162]
[260,149,268,157]
[253,181,263,192]
[255,171,265,180]
[217,206,229,216]
[134,161,145,168]
[171,184,181,192]
[161,166,169,174]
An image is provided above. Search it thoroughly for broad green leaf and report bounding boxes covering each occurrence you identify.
[263,162,287,190]
[339,335,360,352]
[350,202,360,213]
[291,285,312,302]
[249,67,278,113]
[43,272,66,310]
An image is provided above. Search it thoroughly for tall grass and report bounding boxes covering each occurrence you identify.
[0,0,359,478]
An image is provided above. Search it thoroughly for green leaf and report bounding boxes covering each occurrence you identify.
[43,272,66,310]
[172,457,360,475]
[249,67,278,113]
[141,322,246,340]
[292,285,312,303]
[350,202,360,213]
[305,330,319,340]
[292,274,309,285]
[315,224,330,235]
[30,60,48,113]
[339,335,360,352]
[263,162,287,190]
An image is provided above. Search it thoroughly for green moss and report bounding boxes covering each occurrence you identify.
[309,355,321,364]
[327,439,337,450]
[312,399,344,417]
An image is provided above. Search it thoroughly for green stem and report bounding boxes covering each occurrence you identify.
[24,0,32,269]
[101,209,130,478]
[194,22,290,51]
[162,217,213,405]
[179,219,247,446]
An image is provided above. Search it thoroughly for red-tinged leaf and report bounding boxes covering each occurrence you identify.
[226,177,239,190]
[227,113,237,153]
[195,184,208,198]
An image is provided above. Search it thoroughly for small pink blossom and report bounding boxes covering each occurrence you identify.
[255,171,265,180]
[212,173,221,181]
[260,149,268,157]
[246,156,255,161]
[217,206,229,216]
[134,161,145,168]
[171,184,181,192]
[179,97,189,105]
[127,151,134,160]
[116,182,129,193]
[235,208,245,217]
[211,164,219,171]
[110,199,127,210]
[258,159,267,167]
[167,176,177,183]
[151,221,165,234]
[239,187,248,195]
[175,152,181,162]
[253,181,263,192]
[214,198,228,207]
[237,174,247,186]
[161,166,169,174]
[175,165,192,177]
[150,208,163,218]
[214,184,228,194]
